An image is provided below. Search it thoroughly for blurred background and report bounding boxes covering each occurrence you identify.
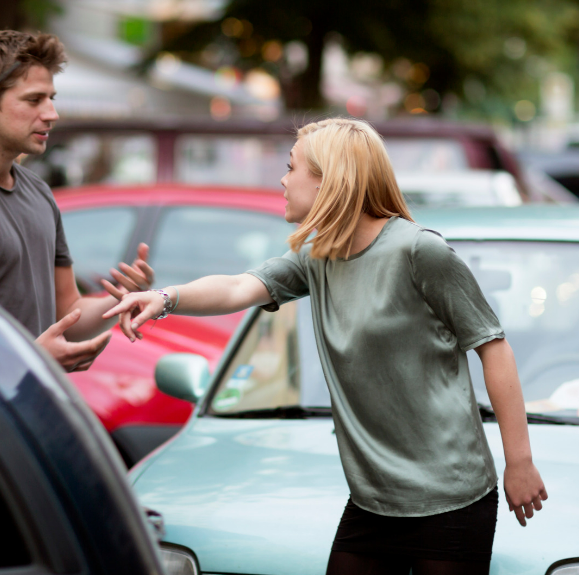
[3,0,579,199]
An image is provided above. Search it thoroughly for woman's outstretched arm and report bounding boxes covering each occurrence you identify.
[103,273,273,342]
[475,338,548,526]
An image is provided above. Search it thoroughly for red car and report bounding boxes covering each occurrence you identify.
[54,184,292,466]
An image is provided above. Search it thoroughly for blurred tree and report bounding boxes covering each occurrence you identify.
[0,0,62,31]
[151,0,579,115]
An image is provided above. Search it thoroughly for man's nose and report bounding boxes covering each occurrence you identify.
[41,99,59,122]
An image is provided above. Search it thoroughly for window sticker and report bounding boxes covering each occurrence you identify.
[213,365,254,411]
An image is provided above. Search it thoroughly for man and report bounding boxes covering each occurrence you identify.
[0,30,151,372]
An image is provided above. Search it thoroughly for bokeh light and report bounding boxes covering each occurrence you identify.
[346,96,367,117]
[155,52,181,75]
[514,100,536,121]
[262,40,283,62]
[210,96,232,120]
[407,63,430,84]
[239,39,258,57]
[404,93,426,113]
[222,18,244,38]
[245,69,281,100]
[504,37,526,60]
[215,66,241,89]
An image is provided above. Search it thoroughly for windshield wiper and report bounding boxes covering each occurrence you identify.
[211,405,332,419]
[479,404,579,425]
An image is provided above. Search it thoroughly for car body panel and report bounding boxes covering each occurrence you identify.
[40,117,526,194]
[414,205,579,241]
[132,418,579,575]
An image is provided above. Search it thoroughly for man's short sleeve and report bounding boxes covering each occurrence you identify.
[246,250,309,312]
[54,210,73,267]
[411,229,504,351]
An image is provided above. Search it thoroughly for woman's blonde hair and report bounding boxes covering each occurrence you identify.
[288,118,413,260]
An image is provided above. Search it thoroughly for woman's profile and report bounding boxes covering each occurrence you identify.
[105,118,547,575]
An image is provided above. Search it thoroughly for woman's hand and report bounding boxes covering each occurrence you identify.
[103,290,165,342]
[504,459,548,527]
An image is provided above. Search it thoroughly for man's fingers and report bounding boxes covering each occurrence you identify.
[532,496,543,511]
[52,308,82,335]
[66,330,112,359]
[110,267,144,292]
[134,259,154,285]
[136,242,149,262]
[540,487,548,501]
[71,359,95,372]
[101,279,125,300]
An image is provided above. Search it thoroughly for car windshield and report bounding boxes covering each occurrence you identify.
[208,240,579,422]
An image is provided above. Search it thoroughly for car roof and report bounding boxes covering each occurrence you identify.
[413,205,579,242]
[52,117,499,140]
[53,183,287,214]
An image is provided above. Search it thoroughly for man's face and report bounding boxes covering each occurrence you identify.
[0,65,58,158]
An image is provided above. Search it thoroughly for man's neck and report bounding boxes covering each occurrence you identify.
[0,150,18,189]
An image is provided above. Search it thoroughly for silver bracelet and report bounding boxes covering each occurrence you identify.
[150,289,173,319]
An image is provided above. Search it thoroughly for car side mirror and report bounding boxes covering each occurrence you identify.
[155,354,211,403]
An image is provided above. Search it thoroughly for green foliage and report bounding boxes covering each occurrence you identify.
[152,0,579,116]
[22,0,63,29]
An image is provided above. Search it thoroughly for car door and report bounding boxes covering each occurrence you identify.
[0,308,165,575]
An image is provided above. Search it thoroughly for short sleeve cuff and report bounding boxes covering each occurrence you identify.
[244,270,281,312]
[55,254,73,267]
[460,331,505,352]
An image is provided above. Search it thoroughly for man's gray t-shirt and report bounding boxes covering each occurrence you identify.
[247,216,503,517]
[0,163,73,337]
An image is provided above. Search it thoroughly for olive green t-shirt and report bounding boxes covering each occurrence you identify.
[246,216,503,517]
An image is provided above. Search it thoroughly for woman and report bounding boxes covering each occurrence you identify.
[105,119,547,575]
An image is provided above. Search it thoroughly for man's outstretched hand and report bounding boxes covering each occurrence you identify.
[101,243,155,300]
[37,309,112,372]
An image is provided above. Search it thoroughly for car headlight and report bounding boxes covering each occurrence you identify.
[549,562,579,575]
[160,545,199,575]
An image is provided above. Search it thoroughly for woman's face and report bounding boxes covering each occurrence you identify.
[281,139,322,224]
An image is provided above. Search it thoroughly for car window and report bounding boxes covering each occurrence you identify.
[176,135,293,188]
[175,135,468,188]
[450,241,579,417]
[385,138,469,171]
[210,240,579,422]
[61,208,138,286]
[209,298,330,415]
[149,207,294,287]
[23,133,157,187]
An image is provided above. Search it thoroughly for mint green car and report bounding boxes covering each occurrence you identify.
[131,206,579,575]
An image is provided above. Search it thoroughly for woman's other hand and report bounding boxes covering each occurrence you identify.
[503,459,548,527]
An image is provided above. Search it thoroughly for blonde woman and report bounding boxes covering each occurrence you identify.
[105,119,547,575]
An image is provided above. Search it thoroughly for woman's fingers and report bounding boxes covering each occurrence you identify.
[102,296,136,319]
[119,310,137,341]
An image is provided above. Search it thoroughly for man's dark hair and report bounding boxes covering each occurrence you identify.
[0,31,67,98]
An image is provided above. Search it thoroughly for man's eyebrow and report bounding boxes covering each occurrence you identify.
[21,90,56,98]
